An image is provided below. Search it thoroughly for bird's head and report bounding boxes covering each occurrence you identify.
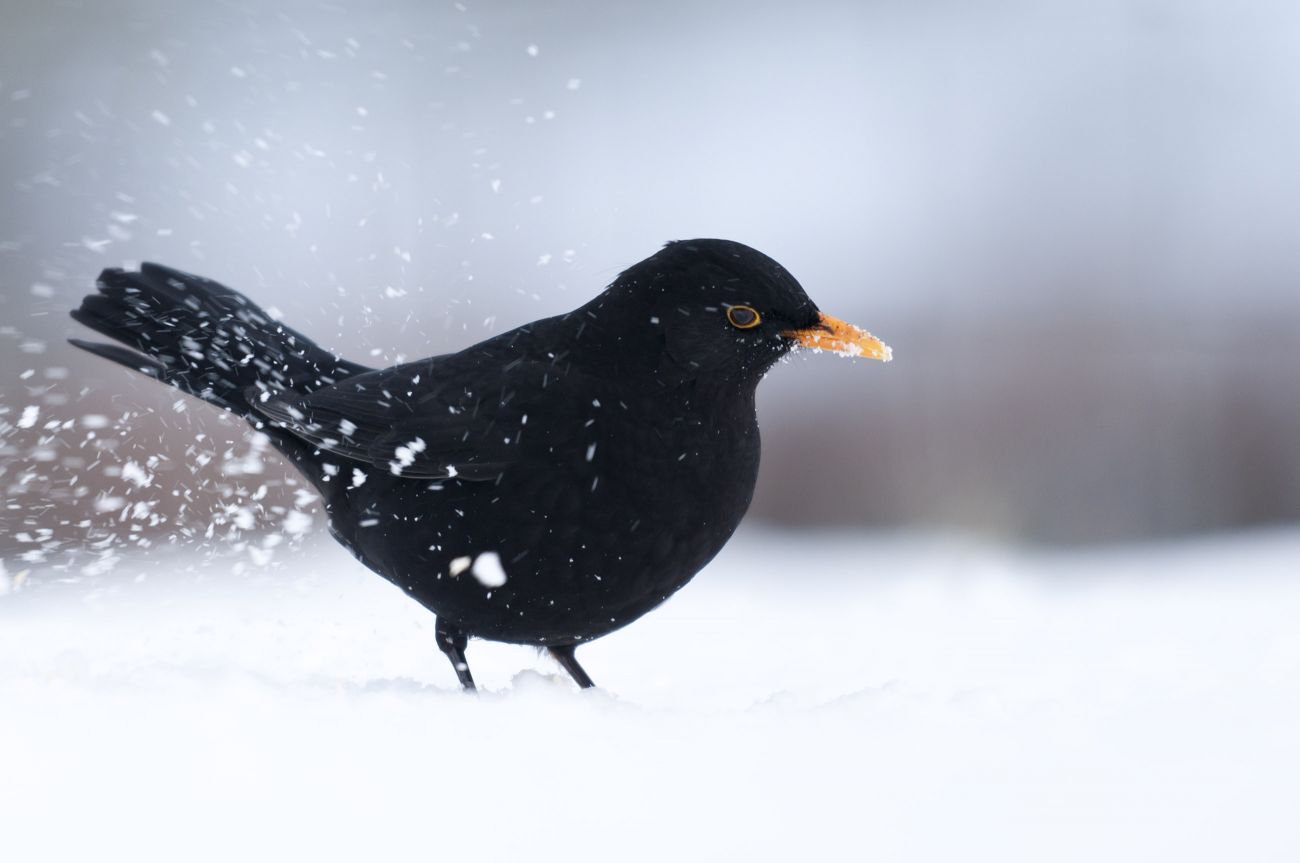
[575,239,891,387]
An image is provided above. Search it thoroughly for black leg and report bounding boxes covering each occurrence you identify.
[548,644,596,689]
[436,617,476,691]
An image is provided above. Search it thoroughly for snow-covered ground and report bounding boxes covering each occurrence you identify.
[3,527,1298,862]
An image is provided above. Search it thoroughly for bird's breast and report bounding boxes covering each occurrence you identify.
[343,389,762,643]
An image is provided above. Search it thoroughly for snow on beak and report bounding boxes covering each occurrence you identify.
[783,312,892,361]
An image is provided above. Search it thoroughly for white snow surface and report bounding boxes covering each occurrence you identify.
[3,528,1299,862]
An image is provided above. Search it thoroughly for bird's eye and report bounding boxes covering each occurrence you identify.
[726,305,762,329]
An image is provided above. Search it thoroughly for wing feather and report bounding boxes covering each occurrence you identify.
[251,353,552,482]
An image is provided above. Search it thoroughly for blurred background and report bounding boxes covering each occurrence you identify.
[3,0,1300,575]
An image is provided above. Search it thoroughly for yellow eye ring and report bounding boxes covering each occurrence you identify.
[726,305,762,329]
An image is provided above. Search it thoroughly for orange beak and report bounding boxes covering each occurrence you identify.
[783,312,893,362]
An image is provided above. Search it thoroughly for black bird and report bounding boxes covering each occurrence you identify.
[69,240,890,690]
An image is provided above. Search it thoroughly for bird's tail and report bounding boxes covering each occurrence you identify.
[70,263,369,417]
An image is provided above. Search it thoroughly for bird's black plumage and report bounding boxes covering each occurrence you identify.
[69,239,889,689]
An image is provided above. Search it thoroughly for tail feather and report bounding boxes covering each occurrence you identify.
[70,263,369,416]
[68,336,168,378]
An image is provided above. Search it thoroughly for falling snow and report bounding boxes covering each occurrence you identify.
[389,437,427,475]
[470,551,508,588]
[120,460,154,488]
[282,510,313,536]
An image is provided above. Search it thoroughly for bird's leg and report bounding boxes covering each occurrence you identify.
[548,644,596,689]
[435,617,476,691]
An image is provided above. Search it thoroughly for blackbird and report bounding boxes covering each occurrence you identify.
[70,239,890,690]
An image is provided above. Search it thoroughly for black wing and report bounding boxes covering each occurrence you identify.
[252,350,570,482]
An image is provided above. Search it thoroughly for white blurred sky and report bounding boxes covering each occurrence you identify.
[5,0,1299,329]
